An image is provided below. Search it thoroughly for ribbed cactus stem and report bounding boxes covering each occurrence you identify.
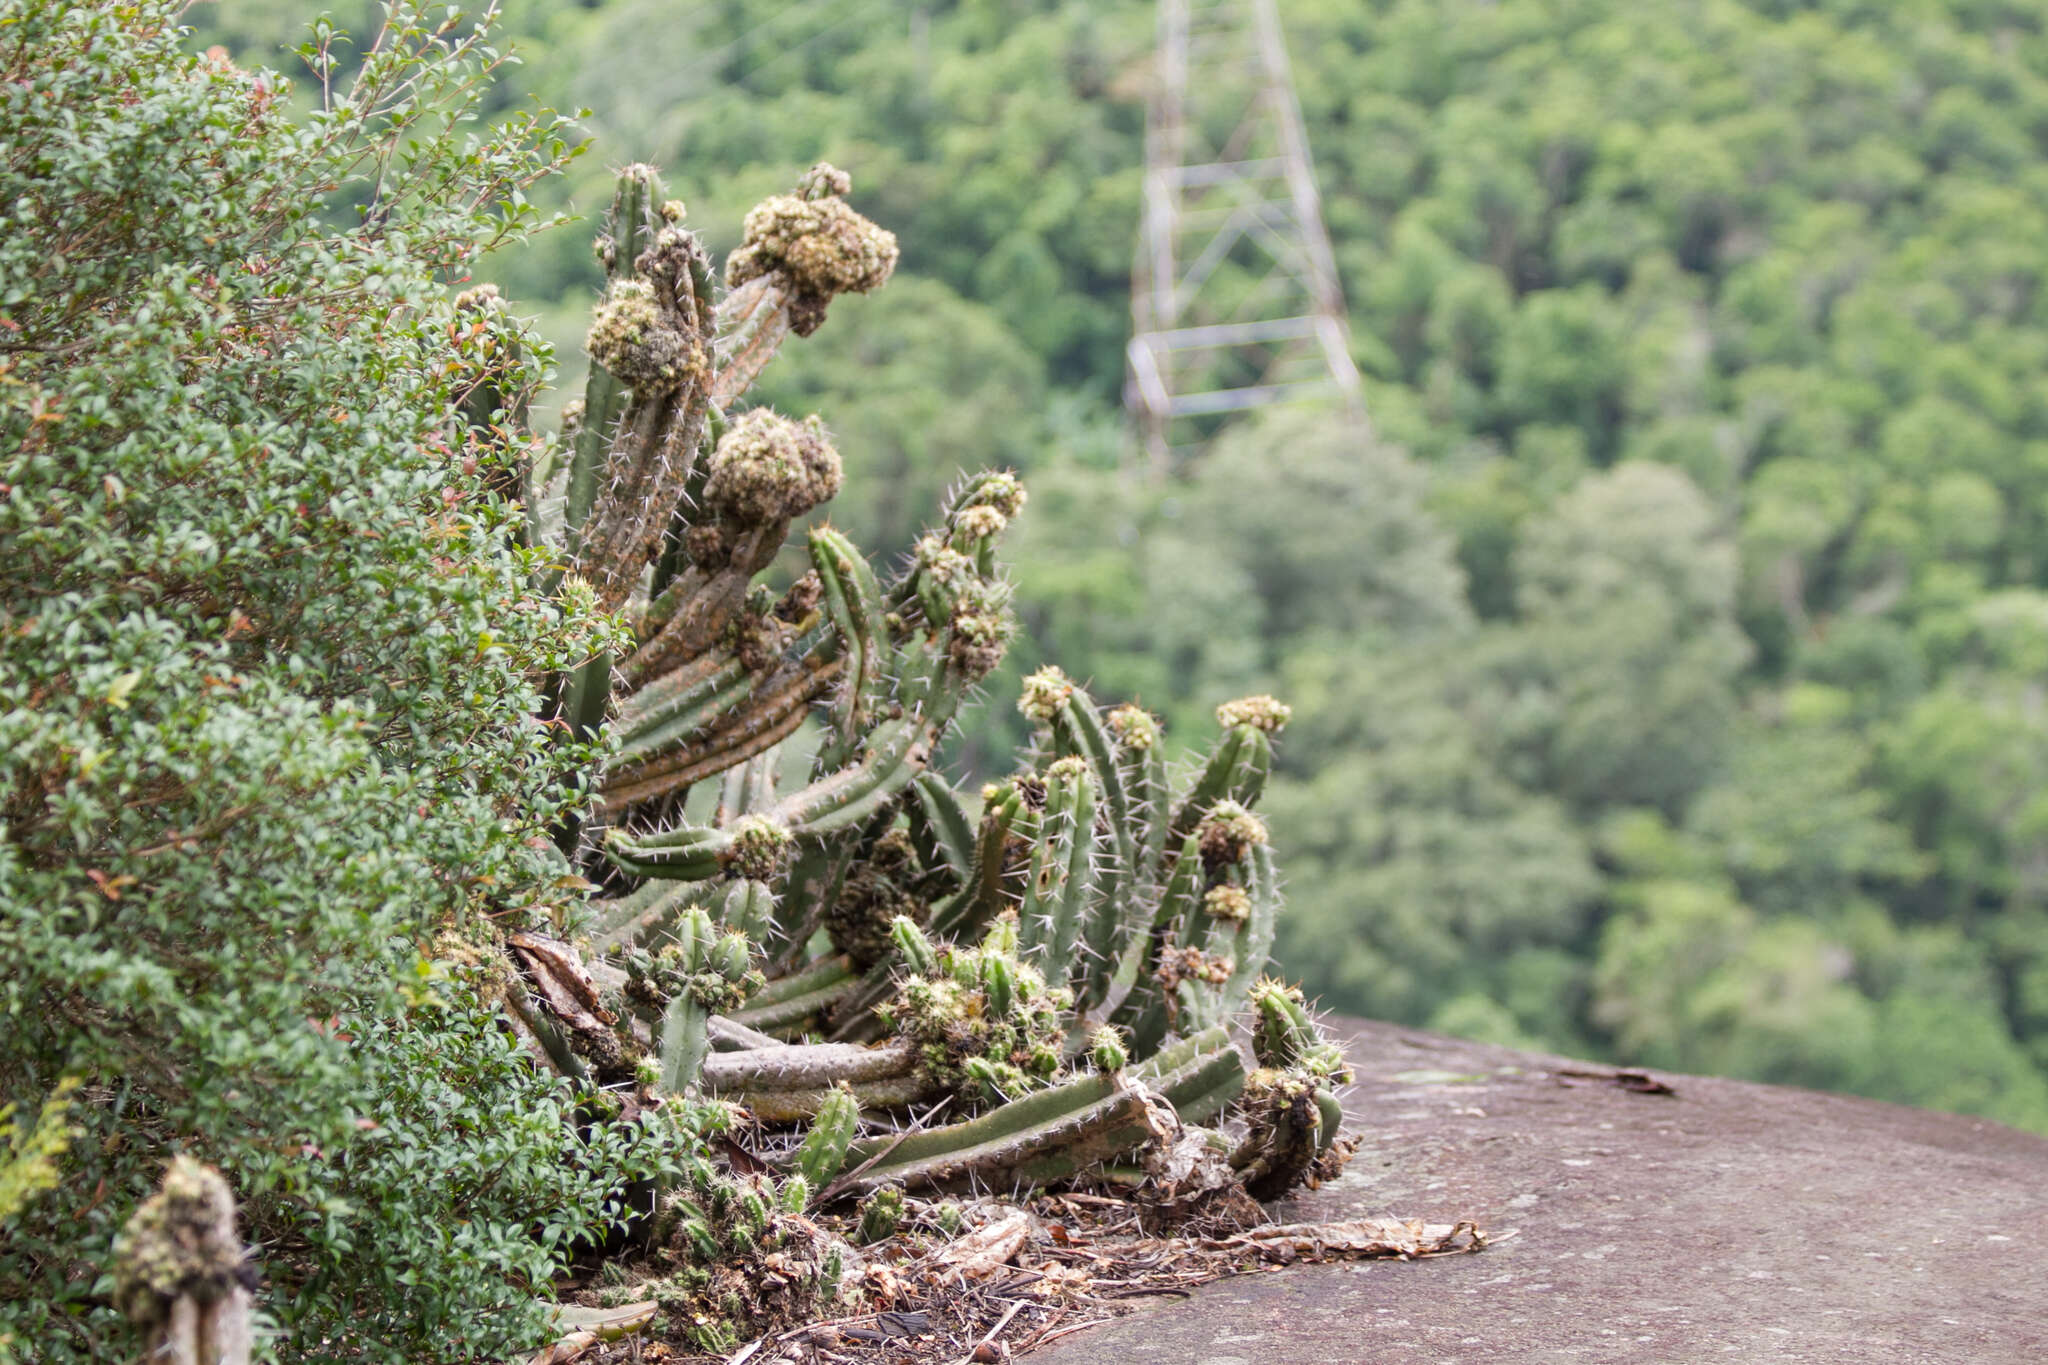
[1016,757,1098,984]
[833,1071,1168,1197]
[659,994,713,1094]
[1249,977,1317,1070]
[795,1082,862,1191]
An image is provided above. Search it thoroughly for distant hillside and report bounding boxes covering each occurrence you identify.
[196,0,2048,1130]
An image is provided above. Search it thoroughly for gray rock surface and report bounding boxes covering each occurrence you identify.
[1029,1018,2048,1364]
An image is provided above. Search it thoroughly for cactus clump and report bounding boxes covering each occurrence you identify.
[652,1168,855,1353]
[854,1185,904,1245]
[586,278,697,390]
[1231,1068,1324,1201]
[890,915,1070,1106]
[1197,800,1268,870]
[726,163,898,335]
[491,159,1354,1236]
[702,411,842,526]
[111,1158,247,1331]
[722,815,796,883]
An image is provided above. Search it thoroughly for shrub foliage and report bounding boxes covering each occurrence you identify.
[0,3,698,1358]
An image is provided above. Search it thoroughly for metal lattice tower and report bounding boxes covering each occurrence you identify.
[1126,0,1363,469]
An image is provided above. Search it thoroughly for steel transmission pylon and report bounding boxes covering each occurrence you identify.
[1126,0,1364,471]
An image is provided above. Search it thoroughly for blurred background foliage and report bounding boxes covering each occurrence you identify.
[193,0,2048,1131]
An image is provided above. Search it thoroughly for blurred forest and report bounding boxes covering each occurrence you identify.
[192,0,2048,1132]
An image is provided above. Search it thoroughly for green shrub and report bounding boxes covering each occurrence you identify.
[0,3,697,1358]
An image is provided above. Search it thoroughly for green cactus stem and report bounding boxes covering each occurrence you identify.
[794,1082,862,1191]
[854,1185,904,1245]
[832,1070,1168,1197]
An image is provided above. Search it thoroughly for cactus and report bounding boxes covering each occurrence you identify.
[794,1082,861,1192]
[498,161,1350,1216]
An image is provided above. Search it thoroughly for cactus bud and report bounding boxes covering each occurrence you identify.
[964,471,1028,518]
[674,906,711,970]
[1045,754,1089,786]
[980,909,1021,959]
[1202,884,1253,922]
[1089,1025,1129,1074]
[1215,694,1292,734]
[712,930,754,981]
[634,1054,661,1089]
[1105,704,1161,751]
[915,534,973,583]
[722,814,795,882]
[738,1186,771,1236]
[980,951,1018,1018]
[890,916,941,977]
[1197,800,1268,870]
[680,1217,719,1264]
[1018,666,1075,723]
[952,503,1007,544]
[855,1185,904,1245]
[797,161,854,201]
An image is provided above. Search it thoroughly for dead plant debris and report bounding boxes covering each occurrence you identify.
[549,1189,1491,1365]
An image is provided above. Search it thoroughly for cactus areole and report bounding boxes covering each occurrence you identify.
[497,163,1354,1240]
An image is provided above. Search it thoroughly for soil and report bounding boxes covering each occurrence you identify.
[1024,1016,2048,1365]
